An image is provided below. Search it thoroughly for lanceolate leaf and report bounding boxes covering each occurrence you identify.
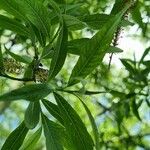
[20,0,50,37]
[67,38,123,56]
[0,0,27,21]
[68,5,130,86]
[0,84,52,101]
[42,99,64,124]
[77,96,100,150]
[0,15,29,37]
[54,92,94,150]
[25,101,41,129]
[49,20,68,80]
[131,98,141,121]
[1,122,28,150]
[79,14,134,30]
[42,114,64,150]
[20,127,42,150]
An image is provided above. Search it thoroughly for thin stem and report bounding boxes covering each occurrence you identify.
[0,73,34,82]
[57,89,107,95]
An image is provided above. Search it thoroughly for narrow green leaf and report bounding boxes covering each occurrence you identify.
[41,114,64,150]
[42,99,64,124]
[1,122,28,150]
[68,5,130,86]
[0,84,52,101]
[67,38,123,56]
[25,101,41,129]
[131,98,141,121]
[77,96,100,150]
[107,46,123,53]
[20,127,42,150]
[139,47,150,65]
[0,0,27,21]
[5,46,31,64]
[79,14,134,30]
[0,15,30,37]
[120,59,136,75]
[49,20,68,80]
[21,0,51,37]
[63,14,86,30]
[54,92,94,150]
[41,44,54,59]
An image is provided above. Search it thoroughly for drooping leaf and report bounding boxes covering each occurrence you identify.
[0,84,52,101]
[54,92,94,150]
[25,101,41,129]
[68,5,131,86]
[0,15,30,37]
[120,59,136,75]
[139,47,150,65]
[42,99,64,124]
[1,122,28,150]
[76,95,100,150]
[48,20,68,80]
[131,98,141,121]
[20,127,42,150]
[42,114,64,150]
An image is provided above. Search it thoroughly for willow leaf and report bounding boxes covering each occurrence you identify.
[42,114,64,150]
[20,127,42,150]
[68,5,130,86]
[49,20,68,80]
[0,15,29,37]
[1,122,28,150]
[0,84,52,101]
[25,101,41,129]
[54,92,94,150]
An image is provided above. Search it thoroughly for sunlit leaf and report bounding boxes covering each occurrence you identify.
[68,5,130,85]
[20,127,42,150]
[76,95,100,150]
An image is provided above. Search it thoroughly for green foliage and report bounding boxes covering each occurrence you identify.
[0,0,149,149]
[1,122,28,150]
